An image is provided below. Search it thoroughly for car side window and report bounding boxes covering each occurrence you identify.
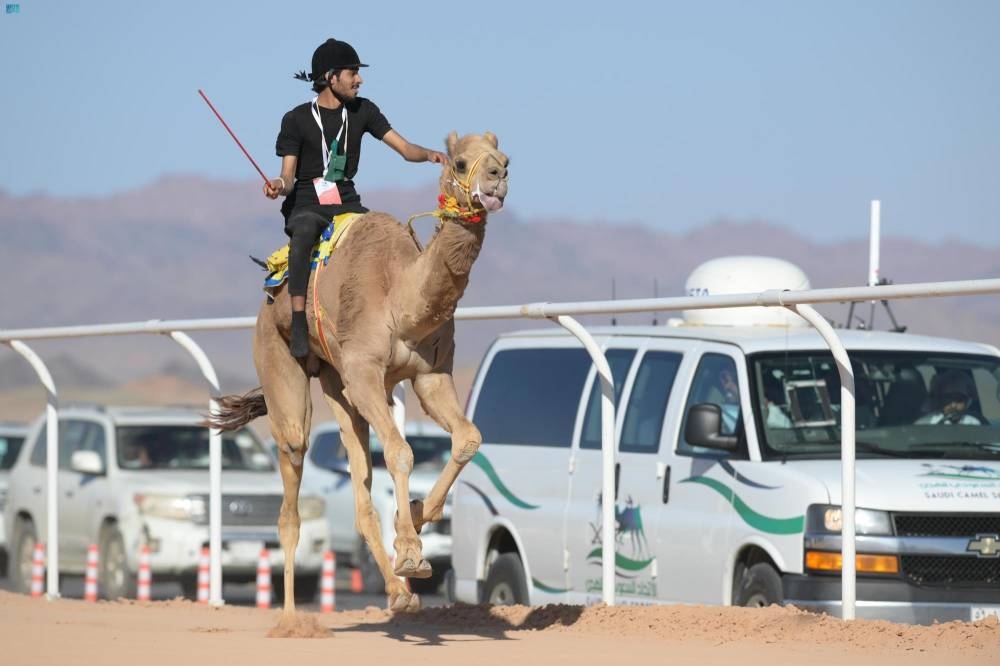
[679,354,742,455]
[29,420,93,470]
[580,349,637,450]
[619,351,683,453]
[309,430,346,471]
[474,348,591,447]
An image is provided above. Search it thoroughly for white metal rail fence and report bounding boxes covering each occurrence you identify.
[3,277,1000,618]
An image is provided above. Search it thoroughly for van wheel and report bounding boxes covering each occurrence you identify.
[100,527,136,600]
[483,553,529,606]
[734,562,782,607]
[12,518,38,594]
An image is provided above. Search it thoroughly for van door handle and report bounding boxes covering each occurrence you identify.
[661,465,671,504]
[614,463,621,501]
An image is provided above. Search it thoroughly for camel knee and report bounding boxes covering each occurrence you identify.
[278,503,300,536]
[452,423,482,464]
[385,445,413,476]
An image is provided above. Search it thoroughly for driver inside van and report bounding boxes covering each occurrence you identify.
[915,369,984,425]
[704,363,741,434]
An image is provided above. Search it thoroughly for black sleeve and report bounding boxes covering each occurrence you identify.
[363,100,392,140]
[275,109,302,157]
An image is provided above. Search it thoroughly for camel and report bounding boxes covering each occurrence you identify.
[209,131,508,630]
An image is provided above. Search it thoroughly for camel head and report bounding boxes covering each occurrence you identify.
[440,131,509,215]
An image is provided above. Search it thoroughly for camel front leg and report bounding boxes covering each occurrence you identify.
[318,367,419,612]
[409,371,482,531]
[342,361,431,581]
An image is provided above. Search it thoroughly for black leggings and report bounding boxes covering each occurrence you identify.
[284,209,330,298]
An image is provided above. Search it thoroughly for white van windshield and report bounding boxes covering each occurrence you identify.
[751,352,1000,461]
[116,426,275,471]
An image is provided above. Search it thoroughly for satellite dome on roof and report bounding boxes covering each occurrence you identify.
[682,256,811,327]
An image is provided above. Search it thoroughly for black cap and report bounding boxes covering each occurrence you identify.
[311,38,368,78]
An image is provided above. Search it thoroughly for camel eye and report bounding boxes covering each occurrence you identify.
[489,168,500,177]
[455,159,467,172]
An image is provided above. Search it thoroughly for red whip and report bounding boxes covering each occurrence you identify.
[198,89,270,184]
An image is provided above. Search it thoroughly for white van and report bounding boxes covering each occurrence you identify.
[450,258,1000,624]
[3,405,328,600]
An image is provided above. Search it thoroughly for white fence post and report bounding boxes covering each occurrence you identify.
[167,331,224,607]
[551,316,617,606]
[5,340,60,600]
[787,304,857,620]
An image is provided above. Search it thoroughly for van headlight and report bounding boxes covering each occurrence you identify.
[806,504,893,536]
[298,495,326,521]
[134,494,207,522]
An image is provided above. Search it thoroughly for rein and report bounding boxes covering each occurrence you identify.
[406,193,485,252]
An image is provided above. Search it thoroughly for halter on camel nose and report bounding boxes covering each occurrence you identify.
[450,150,506,212]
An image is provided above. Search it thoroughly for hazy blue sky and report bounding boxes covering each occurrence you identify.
[1,0,998,244]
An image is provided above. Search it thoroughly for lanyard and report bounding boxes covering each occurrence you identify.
[310,97,348,174]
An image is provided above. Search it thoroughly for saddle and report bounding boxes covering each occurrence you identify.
[262,212,363,297]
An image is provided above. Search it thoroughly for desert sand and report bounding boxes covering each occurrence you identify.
[1,590,997,666]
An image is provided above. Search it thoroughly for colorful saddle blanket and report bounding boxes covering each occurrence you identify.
[263,212,363,295]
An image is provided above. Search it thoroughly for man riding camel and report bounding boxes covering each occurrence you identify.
[264,38,448,358]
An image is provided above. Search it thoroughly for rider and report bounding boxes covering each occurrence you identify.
[264,38,448,358]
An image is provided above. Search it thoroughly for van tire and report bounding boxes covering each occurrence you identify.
[483,553,529,606]
[99,526,137,600]
[734,562,782,607]
[12,518,38,594]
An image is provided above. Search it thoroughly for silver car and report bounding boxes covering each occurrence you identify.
[0,422,28,576]
[299,420,453,593]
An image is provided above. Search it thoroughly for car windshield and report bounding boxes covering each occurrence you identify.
[309,429,451,472]
[116,425,275,471]
[751,351,1000,461]
[0,434,25,470]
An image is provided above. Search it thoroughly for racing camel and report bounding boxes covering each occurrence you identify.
[210,132,508,632]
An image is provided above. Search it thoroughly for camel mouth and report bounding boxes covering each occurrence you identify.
[476,193,504,212]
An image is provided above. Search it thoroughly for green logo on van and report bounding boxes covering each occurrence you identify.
[470,452,540,510]
[681,476,804,535]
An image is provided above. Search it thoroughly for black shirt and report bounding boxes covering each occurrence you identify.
[275,97,392,220]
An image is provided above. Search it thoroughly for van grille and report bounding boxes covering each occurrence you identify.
[901,555,1000,587]
[893,513,1000,537]
[198,494,282,527]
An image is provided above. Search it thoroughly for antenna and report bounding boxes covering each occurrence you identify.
[652,278,660,325]
[868,200,881,327]
[611,278,617,326]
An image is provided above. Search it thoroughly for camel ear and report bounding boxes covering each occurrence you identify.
[446,131,459,155]
[483,131,498,148]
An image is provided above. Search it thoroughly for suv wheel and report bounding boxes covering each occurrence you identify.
[356,540,384,594]
[12,518,38,594]
[734,562,782,607]
[483,553,529,605]
[100,527,137,600]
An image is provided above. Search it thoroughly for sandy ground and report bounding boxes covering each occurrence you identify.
[1,591,997,666]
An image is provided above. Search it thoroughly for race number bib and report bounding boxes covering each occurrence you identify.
[312,177,342,205]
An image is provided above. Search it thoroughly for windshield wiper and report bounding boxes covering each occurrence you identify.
[853,440,910,458]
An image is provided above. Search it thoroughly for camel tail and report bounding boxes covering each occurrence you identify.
[203,387,268,431]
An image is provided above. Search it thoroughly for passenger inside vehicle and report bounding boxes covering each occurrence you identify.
[916,369,985,425]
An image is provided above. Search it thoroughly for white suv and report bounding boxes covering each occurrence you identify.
[3,405,327,600]
[300,420,453,593]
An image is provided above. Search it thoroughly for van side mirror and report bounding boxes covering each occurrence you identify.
[684,404,739,451]
[71,450,104,475]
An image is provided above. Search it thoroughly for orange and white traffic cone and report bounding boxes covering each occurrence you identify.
[350,567,363,594]
[84,544,99,602]
[255,548,271,609]
[30,542,45,598]
[137,545,152,601]
[196,547,210,604]
[320,551,336,613]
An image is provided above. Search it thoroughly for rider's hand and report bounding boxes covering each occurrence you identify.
[426,150,449,166]
[263,178,285,199]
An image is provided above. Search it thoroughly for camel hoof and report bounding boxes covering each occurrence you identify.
[388,591,421,613]
[394,558,433,578]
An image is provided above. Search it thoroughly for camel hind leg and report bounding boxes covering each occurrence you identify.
[318,365,420,612]
[253,309,312,629]
[407,370,482,531]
